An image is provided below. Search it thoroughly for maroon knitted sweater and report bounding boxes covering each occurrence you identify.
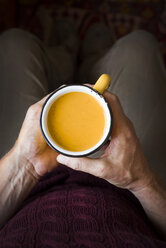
[0,164,165,248]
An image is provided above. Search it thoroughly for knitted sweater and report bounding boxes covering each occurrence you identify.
[0,165,165,248]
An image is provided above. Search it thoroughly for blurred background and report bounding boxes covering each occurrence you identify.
[0,0,165,63]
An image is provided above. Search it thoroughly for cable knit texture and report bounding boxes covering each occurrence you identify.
[0,165,165,247]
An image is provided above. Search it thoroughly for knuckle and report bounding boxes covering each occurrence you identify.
[111,93,119,103]
[121,121,135,143]
[120,129,137,154]
[27,104,41,117]
[27,104,35,114]
[123,126,133,140]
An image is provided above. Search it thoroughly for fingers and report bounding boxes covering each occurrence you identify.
[104,91,124,116]
[103,91,128,132]
[38,94,51,105]
[84,83,94,88]
[33,147,59,177]
[57,154,105,178]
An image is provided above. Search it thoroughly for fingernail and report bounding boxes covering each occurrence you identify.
[57,154,67,164]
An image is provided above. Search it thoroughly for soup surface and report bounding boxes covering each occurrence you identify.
[47,91,105,152]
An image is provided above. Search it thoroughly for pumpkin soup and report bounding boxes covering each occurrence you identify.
[47,91,105,152]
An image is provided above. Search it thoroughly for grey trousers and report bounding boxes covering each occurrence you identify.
[0,29,166,183]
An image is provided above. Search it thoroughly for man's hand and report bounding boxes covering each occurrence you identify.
[57,90,166,238]
[57,91,154,192]
[0,94,60,227]
[15,95,59,178]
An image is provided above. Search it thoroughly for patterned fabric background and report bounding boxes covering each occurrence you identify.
[0,0,166,63]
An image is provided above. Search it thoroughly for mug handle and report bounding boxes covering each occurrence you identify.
[93,74,112,94]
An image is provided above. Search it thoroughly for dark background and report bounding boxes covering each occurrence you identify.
[0,0,166,63]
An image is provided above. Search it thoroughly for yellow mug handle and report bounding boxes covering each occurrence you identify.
[93,74,112,94]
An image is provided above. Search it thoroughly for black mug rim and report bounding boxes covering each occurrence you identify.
[40,84,113,157]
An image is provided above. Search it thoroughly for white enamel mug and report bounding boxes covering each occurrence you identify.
[40,75,113,157]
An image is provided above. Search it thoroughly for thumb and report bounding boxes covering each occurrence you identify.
[57,154,103,177]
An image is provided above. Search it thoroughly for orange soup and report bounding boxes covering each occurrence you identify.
[47,92,105,151]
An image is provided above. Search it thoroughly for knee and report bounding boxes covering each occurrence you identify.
[0,28,40,55]
[116,30,159,57]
